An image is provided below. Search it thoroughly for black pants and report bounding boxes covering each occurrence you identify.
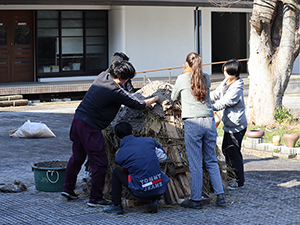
[222,128,246,186]
[111,167,161,205]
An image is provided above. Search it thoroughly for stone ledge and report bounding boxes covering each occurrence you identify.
[242,147,297,159]
[217,136,300,160]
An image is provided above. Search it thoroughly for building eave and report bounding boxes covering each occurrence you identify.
[0,0,253,8]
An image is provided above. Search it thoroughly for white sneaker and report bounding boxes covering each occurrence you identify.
[82,171,91,182]
[227,181,244,190]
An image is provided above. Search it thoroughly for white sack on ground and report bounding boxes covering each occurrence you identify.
[10,120,56,138]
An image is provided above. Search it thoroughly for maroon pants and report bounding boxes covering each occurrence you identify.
[63,117,108,203]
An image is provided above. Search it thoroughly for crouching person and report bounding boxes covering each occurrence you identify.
[103,122,170,214]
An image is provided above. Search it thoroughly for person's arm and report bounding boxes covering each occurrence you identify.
[171,78,181,101]
[212,87,243,111]
[210,82,223,104]
[155,143,167,162]
[145,96,159,107]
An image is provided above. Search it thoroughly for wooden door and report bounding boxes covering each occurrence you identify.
[0,11,34,83]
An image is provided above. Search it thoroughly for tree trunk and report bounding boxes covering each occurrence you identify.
[247,0,300,126]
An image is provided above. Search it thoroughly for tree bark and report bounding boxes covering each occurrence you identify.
[247,0,300,126]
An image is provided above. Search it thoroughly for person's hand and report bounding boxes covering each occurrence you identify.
[145,96,159,107]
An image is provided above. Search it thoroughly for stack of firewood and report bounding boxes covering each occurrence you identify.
[82,81,228,204]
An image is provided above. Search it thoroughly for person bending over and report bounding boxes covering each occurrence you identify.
[61,61,159,207]
[81,52,135,182]
[103,122,169,214]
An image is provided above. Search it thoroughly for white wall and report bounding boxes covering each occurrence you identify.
[201,9,212,75]
[109,6,126,56]
[109,6,195,79]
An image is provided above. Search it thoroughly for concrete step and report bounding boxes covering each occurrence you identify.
[0,95,23,101]
[0,95,28,107]
[0,99,28,107]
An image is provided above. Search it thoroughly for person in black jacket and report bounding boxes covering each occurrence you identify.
[103,122,169,214]
[61,61,159,208]
[82,52,135,182]
[111,52,135,93]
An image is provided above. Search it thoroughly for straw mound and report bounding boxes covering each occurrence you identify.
[83,81,230,204]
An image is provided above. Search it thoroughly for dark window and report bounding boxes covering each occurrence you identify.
[36,10,108,78]
[0,26,7,45]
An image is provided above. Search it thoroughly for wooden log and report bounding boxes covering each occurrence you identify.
[165,115,175,123]
[178,173,191,196]
[172,177,185,198]
[163,164,174,204]
[175,167,190,174]
[169,178,181,204]
[149,120,161,133]
[164,121,179,139]
[166,182,176,204]
[163,184,173,205]
[168,145,183,167]
[0,95,23,101]
[0,99,28,107]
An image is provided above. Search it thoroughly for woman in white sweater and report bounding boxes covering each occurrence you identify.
[171,52,225,209]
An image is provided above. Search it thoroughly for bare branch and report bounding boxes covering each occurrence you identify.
[281,0,300,10]
[250,0,277,34]
[208,0,253,8]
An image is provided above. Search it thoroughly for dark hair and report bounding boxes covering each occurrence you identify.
[111,52,129,63]
[186,52,207,103]
[109,61,136,80]
[114,122,133,139]
[222,59,242,77]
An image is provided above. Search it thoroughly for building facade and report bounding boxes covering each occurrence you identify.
[0,0,253,83]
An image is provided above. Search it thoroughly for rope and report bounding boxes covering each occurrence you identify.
[46,170,59,184]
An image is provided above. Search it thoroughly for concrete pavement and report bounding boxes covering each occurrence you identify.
[0,101,300,224]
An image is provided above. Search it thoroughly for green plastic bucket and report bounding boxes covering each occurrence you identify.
[32,161,68,192]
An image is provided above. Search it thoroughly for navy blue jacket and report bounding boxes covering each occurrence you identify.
[75,70,146,130]
[115,135,170,198]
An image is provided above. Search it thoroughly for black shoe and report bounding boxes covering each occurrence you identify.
[227,181,245,190]
[61,191,79,200]
[181,199,202,209]
[147,199,158,213]
[216,194,226,206]
[87,199,113,207]
[103,204,124,214]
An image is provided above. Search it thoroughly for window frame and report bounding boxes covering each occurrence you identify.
[36,10,108,79]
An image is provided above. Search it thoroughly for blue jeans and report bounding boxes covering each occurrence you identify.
[184,117,224,201]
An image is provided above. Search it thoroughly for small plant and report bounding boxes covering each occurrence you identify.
[274,106,294,125]
[295,140,300,148]
[273,149,279,153]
